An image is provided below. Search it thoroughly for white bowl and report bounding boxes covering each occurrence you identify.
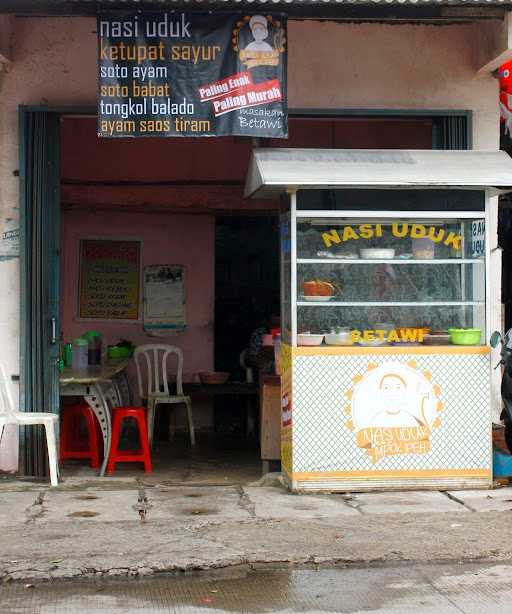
[359,338,387,347]
[301,295,333,302]
[325,332,353,346]
[360,248,395,259]
[298,333,324,346]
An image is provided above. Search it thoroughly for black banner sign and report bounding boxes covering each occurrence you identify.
[98,12,287,138]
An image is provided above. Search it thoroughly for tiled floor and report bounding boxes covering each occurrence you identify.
[59,432,263,487]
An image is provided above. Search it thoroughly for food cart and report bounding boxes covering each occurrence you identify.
[246,148,512,492]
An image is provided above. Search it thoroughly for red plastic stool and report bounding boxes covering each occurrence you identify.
[60,401,102,469]
[106,406,152,474]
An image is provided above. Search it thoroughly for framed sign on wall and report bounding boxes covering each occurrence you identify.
[78,239,141,320]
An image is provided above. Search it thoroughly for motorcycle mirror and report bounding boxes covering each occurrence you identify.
[490,331,502,348]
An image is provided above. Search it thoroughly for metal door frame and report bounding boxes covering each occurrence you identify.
[19,106,62,477]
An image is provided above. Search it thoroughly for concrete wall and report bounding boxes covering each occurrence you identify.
[290,20,499,150]
[60,209,215,382]
[0,15,503,470]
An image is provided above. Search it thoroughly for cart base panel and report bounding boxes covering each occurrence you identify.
[282,470,492,493]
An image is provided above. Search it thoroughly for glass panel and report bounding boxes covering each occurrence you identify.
[297,189,485,212]
[280,213,292,344]
[297,262,484,304]
[298,304,486,340]
[294,212,487,344]
[297,219,484,260]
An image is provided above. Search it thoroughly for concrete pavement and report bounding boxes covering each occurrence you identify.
[3,477,512,583]
[4,562,512,612]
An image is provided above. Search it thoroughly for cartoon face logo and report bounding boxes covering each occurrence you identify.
[233,15,286,69]
[344,361,443,462]
[246,15,273,52]
[380,374,407,411]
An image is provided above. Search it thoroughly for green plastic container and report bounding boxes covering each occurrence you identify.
[448,328,482,345]
[107,345,132,359]
[84,330,101,338]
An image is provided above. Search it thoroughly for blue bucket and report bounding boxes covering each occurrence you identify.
[493,449,512,478]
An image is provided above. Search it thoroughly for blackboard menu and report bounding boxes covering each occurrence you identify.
[79,239,141,320]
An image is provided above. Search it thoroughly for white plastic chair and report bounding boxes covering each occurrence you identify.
[0,364,59,486]
[134,344,195,448]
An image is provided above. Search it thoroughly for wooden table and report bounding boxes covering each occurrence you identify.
[181,382,258,396]
[60,359,131,477]
[182,382,259,437]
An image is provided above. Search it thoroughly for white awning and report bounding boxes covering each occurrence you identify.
[244,148,512,198]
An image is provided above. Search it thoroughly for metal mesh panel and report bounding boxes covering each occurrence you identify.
[292,352,490,476]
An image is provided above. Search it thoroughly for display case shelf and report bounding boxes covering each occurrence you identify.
[297,300,484,307]
[297,258,485,265]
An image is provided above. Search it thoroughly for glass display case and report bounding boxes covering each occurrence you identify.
[282,190,489,347]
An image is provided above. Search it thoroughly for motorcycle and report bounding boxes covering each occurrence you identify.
[490,329,512,451]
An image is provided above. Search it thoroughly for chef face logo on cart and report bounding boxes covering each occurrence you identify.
[344,362,444,463]
[233,15,286,69]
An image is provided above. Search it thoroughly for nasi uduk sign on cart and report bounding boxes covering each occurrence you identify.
[97,12,287,138]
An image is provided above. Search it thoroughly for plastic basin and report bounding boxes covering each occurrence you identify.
[107,346,132,359]
[448,328,481,345]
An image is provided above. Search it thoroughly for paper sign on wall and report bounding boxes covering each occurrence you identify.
[470,220,485,258]
[143,265,186,333]
[0,218,19,258]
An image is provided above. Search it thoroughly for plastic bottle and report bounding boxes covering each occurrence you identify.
[64,343,73,368]
[273,330,281,375]
[72,338,88,370]
[85,331,102,366]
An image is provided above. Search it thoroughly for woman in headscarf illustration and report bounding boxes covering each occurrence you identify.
[368,373,430,428]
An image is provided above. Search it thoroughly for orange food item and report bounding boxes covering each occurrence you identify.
[303,280,335,296]
[316,282,335,296]
[303,281,317,295]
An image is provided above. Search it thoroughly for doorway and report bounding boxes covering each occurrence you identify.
[214,216,280,377]
[212,216,280,444]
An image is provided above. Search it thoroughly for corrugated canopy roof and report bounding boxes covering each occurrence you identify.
[245,149,512,198]
[39,0,512,4]
[4,0,511,19]
[3,0,512,10]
